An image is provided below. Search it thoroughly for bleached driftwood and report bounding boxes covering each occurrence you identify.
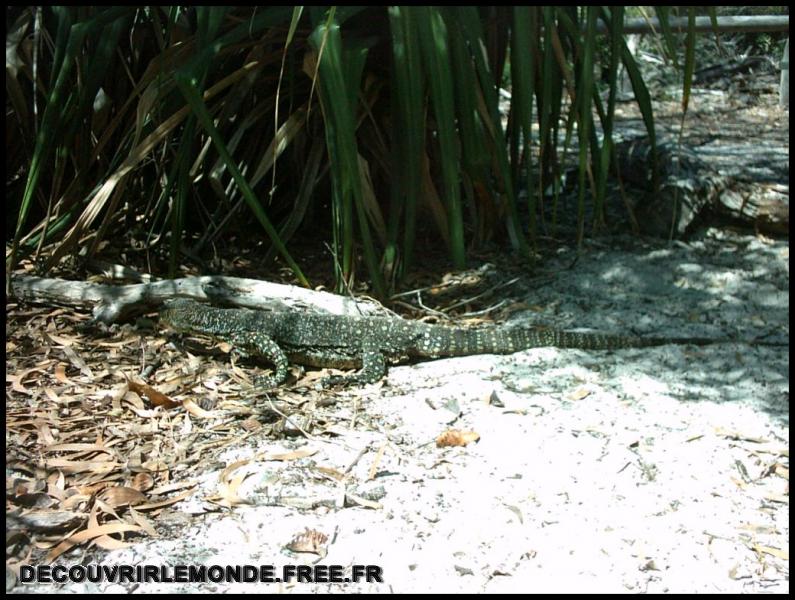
[9,274,384,324]
[616,137,789,237]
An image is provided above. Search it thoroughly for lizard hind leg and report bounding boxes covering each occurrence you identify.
[321,347,387,387]
[229,331,289,388]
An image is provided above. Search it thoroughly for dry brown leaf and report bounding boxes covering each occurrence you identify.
[60,345,93,378]
[54,364,71,384]
[92,534,135,551]
[762,492,789,504]
[737,522,778,534]
[285,528,328,556]
[345,492,382,510]
[7,510,86,533]
[218,459,251,482]
[568,387,592,401]
[44,459,121,475]
[44,332,81,347]
[436,430,481,448]
[367,442,388,481]
[93,499,122,523]
[133,487,195,511]
[149,480,197,496]
[260,448,318,461]
[128,507,158,537]
[122,390,147,411]
[48,471,66,498]
[96,486,148,508]
[314,466,346,481]
[43,387,62,404]
[36,422,56,446]
[484,390,504,407]
[8,491,54,510]
[8,368,48,394]
[183,398,216,418]
[95,338,140,348]
[127,380,181,409]
[46,522,143,562]
[131,473,155,492]
[714,427,769,444]
[45,442,115,456]
[62,493,93,510]
[240,417,262,432]
[209,459,254,507]
[751,543,788,560]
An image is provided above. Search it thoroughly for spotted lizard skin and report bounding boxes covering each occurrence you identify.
[160,298,716,387]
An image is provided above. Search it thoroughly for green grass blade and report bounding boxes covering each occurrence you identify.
[8,7,132,279]
[449,20,485,231]
[705,7,724,54]
[594,6,624,230]
[168,120,194,277]
[309,19,386,296]
[653,6,680,68]
[48,6,73,89]
[263,137,326,265]
[573,7,598,245]
[416,7,466,269]
[510,7,537,242]
[539,7,560,231]
[680,8,697,118]
[619,35,657,190]
[174,72,309,287]
[455,6,530,258]
[387,6,425,280]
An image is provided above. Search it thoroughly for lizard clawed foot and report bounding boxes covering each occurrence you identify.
[318,375,349,388]
[319,372,382,388]
[253,375,281,389]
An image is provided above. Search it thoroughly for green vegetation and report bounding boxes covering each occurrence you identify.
[9,6,770,297]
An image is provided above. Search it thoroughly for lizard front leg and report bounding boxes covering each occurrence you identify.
[229,331,289,388]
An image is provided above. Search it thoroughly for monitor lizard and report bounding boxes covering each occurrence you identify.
[159,298,749,388]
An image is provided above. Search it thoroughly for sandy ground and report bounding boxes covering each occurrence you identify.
[13,228,788,594]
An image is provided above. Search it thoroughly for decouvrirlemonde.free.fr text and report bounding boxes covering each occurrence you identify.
[19,564,383,585]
